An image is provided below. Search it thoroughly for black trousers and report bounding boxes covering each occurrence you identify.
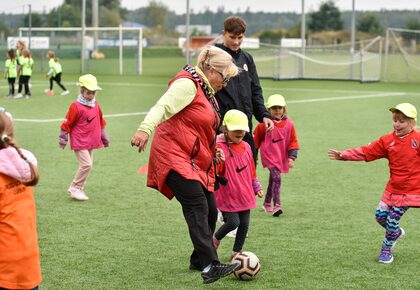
[166,170,218,270]
[50,72,67,91]
[18,75,30,95]
[7,77,15,95]
[215,210,250,253]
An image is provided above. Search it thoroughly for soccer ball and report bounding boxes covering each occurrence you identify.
[232,251,261,280]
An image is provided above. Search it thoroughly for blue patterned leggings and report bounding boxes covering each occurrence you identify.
[375,201,409,250]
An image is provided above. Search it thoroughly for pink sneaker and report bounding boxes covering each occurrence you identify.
[68,185,89,201]
[263,202,273,213]
[47,90,54,96]
[213,237,220,250]
[272,204,283,217]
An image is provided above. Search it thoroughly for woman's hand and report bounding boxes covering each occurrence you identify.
[131,130,149,152]
[263,117,274,132]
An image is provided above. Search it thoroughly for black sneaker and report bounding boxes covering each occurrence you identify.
[201,262,240,284]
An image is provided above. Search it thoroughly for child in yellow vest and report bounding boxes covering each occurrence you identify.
[15,49,33,99]
[45,50,69,96]
[4,49,18,98]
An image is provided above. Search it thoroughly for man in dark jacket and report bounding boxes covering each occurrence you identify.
[215,16,274,162]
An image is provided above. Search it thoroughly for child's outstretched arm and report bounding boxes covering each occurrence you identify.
[328,147,366,161]
[328,149,343,160]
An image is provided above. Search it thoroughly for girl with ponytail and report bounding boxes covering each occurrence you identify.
[0,108,42,289]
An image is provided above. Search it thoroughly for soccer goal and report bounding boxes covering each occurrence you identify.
[253,36,382,82]
[18,26,143,75]
[384,27,420,82]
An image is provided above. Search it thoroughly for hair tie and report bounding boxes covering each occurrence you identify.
[1,134,9,142]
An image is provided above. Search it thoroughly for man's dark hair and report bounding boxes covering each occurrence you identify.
[223,16,247,35]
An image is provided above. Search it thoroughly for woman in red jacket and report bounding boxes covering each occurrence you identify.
[131,46,240,284]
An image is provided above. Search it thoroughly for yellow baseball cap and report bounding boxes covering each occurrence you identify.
[78,74,102,91]
[389,103,417,121]
[267,94,286,109]
[223,109,249,132]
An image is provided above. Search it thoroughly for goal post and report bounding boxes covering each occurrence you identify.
[18,26,143,75]
[384,27,420,82]
[253,37,382,82]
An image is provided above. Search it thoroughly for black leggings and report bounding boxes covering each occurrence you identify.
[7,77,15,95]
[18,75,30,95]
[50,72,67,91]
[166,170,219,269]
[215,210,250,253]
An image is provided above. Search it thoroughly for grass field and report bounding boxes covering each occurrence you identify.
[1,56,420,289]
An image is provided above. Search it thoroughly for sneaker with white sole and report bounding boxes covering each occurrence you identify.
[225,227,248,238]
[226,228,237,238]
[217,209,224,224]
[61,90,70,96]
[392,227,405,249]
[68,185,89,201]
[201,262,239,284]
[378,247,393,264]
[14,93,23,99]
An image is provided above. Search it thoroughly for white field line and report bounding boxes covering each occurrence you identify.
[12,92,408,123]
[288,92,407,104]
[262,86,405,95]
[0,81,163,90]
[14,112,149,123]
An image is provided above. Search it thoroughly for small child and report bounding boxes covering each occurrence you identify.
[213,109,263,261]
[328,103,420,264]
[45,50,69,96]
[15,49,33,99]
[4,49,18,98]
[0,107,42,289]
[253,94,300,216]
[59,74,109,201]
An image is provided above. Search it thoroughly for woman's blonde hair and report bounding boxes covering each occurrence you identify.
[0,112,39,186]
[197,46,239,80]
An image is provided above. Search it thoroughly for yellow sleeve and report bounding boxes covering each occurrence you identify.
[137,78,197,135]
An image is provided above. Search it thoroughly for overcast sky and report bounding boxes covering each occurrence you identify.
[2,0,420,14]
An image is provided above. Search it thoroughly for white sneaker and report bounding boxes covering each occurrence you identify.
[217,209,224,224]
[14,93,23,99]
[68,185,89,201]
[61,90,70,96]
[392,227,405,249]
[226,228,237,238]
[44,88,49,93]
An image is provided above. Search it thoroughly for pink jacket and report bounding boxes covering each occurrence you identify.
[0,147,37,182]
[214,135,260,212]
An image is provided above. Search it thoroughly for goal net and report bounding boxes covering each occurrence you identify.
[253,36,382,82]
[17,26,143,75]
[384,27,420,82]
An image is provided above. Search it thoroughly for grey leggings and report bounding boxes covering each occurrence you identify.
[215,210,250,253]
